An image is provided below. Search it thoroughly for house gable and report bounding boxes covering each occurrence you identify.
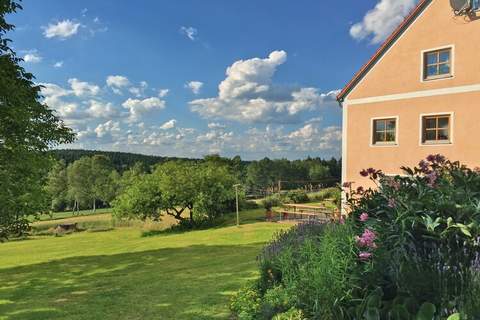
[339,0,480,102]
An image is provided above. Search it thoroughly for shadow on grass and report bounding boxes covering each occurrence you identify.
[0,243,264,320]
[142,209,267,238]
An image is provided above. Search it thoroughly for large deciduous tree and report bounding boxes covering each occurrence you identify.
[45,160,69,211]
[0,1,74,239]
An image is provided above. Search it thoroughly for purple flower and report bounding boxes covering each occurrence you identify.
[359,252,372,261]
[427,154,436,162]
[419,160,430,172]
[356,186,364,193]
[359,213,369,222]
[388,198,396,208]
[360,169,369,177]
[339,216,345,225]
[342,181,353,188]
[426,171,438,187]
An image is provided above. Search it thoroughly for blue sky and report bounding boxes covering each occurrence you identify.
[8,0,417,160]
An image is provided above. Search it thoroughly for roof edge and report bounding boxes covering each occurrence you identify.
[337,0,433,102]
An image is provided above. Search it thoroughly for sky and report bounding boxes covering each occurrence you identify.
[8,0,418,160]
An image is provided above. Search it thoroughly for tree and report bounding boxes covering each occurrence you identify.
[193,163,237,221]
[112,161,239,228]
[0,1,74,239]
[67,157,94,213]
[91,155,115,212]
[153,161,197,223]
[112,174,163,221]
[45,160,69,211]
[66,155,119,213]
[308,164,330,181]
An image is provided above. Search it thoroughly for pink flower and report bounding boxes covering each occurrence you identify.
[359,213,369,222]
[339,216,345,225]
[355,228,377,248]
[388,198,396,208]
[359,252,372,261]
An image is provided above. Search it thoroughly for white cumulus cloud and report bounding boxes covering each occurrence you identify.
[23,52,42,63]
[87,100,118,118]
[350,0,417,44]
[53,61,64,68]
[106,75,130,89]
[43,19,81,39]
[68,78,100,97]
[160,119,177,130]
[158,89,170,98]
[122,97,166,122]
[186,81,203,95]
[190,50,339,123]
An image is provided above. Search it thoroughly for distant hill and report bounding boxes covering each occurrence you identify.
[48,149,200,172]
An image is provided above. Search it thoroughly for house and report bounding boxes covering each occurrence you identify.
[337,0,480,192]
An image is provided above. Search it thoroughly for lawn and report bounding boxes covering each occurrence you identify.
[0,209,289,320]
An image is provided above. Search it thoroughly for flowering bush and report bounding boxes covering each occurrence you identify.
[345,155,480,318]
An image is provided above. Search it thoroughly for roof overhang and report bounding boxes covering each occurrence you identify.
[337,0,433,103]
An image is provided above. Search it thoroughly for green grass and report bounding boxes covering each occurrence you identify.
[28,208,112,222]
[0,209,289,320]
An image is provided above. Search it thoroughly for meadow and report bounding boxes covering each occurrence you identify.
[0,209,289,320]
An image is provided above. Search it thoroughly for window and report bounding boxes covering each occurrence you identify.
[423,48,452,80]
[473,0,479,10]
[372,118,397,145]
[422,115,451,144]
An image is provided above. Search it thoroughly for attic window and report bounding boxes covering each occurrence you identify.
[473,0,480,10]
[423,48,452,80]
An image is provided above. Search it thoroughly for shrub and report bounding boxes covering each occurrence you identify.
[259,286,296,319]
[261,195,282,211]
[230,283,261,320]
[309,187,339,202]
[272,307,305,320]
[284,191,309,204]
[345,155,480,318]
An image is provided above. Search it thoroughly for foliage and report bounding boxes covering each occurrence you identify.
[284,190,309,204]
[65,155,118,212]
[246,157,340,194]
[112,174,163,221]
[261,195,283,211]
[45,159,69,211]
[345,155,480,319]
[0,0,75,240]
[272,308,305,320]
[232,221,358,319]
[112,161,238,228]
[230,284,262,320]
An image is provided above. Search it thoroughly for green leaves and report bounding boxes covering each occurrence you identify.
[416,303,436,320]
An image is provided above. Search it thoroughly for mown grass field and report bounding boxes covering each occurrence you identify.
[0,209,289,320]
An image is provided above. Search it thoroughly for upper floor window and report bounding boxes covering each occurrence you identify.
[372,118,397,145]
[423,48,452,80]
[421,114,451,144]
[473,0,479,10]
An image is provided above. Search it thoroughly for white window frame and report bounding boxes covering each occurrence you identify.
[370,116,399,147]
[420,45,455,83]
[419,112,454,146]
